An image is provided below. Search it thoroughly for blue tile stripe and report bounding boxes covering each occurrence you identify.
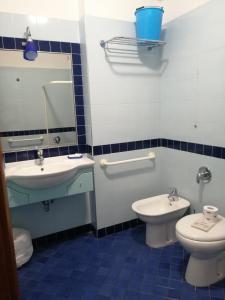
[0,35,86,160]
[4,144,92,163]
[93,139,160,156]
[161,138,225,159]
[0,127,76,137]
[93,138,225,160]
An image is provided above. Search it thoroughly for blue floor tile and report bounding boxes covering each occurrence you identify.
[18,225,225,300]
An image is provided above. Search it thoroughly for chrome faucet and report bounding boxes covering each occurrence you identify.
[37,149,44,165]
[168,187,178,203]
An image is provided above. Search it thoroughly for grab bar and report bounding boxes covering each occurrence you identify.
[8,136,44,143]
[100,152,156,167]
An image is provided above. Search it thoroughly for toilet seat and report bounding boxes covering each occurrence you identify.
[176,213,225,242]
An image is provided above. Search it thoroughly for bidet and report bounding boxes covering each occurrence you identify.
[132,193,190,248]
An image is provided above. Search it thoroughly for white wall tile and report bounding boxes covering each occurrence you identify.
[93,148,162,229]
[160,148,225,217]
[0,12,80,42]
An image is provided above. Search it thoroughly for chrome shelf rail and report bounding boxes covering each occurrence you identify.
[100,37,166,54]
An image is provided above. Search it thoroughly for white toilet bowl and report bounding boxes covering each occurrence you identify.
[176,213,225,287]
[132,194,190,248]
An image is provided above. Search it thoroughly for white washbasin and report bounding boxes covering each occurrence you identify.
[5,155,94,189]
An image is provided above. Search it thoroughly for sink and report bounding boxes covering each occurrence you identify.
[5,155,94,189]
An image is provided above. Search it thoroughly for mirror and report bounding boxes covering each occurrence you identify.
[0,50,77,152]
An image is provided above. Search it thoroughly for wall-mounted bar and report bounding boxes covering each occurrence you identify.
[100,152,156,167]
[8,136,44,144]
[100,37,166,54]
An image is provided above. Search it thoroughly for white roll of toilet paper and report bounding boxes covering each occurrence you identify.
[203,205,218,222]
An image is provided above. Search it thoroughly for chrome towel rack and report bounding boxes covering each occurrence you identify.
[100,37,166,54]
[100,152,156,167]
[8,136,44,143]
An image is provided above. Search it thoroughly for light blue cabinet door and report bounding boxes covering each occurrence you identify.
[7,168,94,208]
[67,172,93,195]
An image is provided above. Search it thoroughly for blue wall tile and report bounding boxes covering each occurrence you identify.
[39,40,50,51]
[4,152,16,163]
[136,141,143,149]
[71,43,80,54]
[213,146,221,158]
[15,38,24,50]
[16,151,28,161]
[61,42,71,53]
[196,143,203,155]
[73,65,82,76]
[3,37,15,49]
[204,145,212,156]
[75,95,84,105]
[74,85,83,95]
[93,146,103,156]
[120,143,128,152]
[76,105,84,116]
[143,140,151,149]
[72,54,81,65]
[102,144,111,154]
[188,142,195,153]
[78,135,86,145]
[73,75,83,86]
[111,144,120,153]
[128,142,136,151]
[50,41,61,52]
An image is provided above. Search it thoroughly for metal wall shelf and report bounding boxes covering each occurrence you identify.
[100,36,166,54]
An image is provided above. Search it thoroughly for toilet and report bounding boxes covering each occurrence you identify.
[176,213,225,287]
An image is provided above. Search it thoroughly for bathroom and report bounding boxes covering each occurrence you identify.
[0,0,225,299]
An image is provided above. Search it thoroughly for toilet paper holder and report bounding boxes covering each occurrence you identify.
[196,167,212,184]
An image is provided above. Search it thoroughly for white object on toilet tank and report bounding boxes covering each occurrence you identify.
[203,205,218,222]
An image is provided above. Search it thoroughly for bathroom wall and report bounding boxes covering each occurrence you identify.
[80,15,163,229]
[0,0,80,21]
[3,0,224,236]
[83,0,210,24]
[0,11,79,42]
[160,0,225,216]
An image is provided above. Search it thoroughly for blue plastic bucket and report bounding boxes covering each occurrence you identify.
[135,6,164,40]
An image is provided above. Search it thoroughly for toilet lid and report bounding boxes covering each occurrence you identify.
[176,213,225,242]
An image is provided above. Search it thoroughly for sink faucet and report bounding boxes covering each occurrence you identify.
[37,149,44,165]
[168,187,178,203]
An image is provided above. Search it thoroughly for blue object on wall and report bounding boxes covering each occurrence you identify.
[23,27,38,61]
[135,6,164,40]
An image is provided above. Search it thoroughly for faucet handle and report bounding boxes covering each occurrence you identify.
[169,187,177,194]
[37,148,43,156]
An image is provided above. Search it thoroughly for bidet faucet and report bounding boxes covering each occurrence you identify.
[168,187,178,202]
[37,149,44,165]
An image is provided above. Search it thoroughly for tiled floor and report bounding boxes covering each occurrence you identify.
[18,225,225,300]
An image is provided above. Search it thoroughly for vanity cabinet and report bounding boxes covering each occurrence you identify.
[7,168,94,208]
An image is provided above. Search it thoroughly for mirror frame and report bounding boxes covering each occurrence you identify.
[0,36,86,161]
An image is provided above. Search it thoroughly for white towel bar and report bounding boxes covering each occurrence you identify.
[8,136,44,143]
[100,152,156,167]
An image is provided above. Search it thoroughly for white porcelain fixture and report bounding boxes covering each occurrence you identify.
[132,194,190,248]
[5,155,94,189]
[176,213,225,287]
